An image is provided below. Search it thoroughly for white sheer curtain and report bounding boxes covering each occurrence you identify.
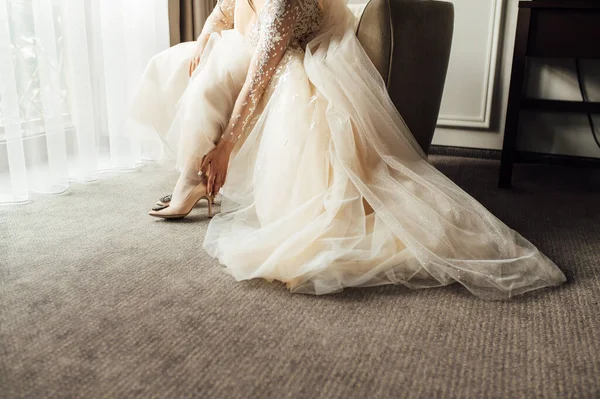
[0,0,170,203]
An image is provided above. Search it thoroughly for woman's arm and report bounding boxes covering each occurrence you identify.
[200,0,300,195]
[220,0,299,143]
[190,0,236,75]
[200,0,235,40]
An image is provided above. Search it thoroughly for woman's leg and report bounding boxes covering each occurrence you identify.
[149,90,227,218]
[147,31,253,217]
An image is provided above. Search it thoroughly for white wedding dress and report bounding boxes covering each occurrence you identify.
[129,0,566,299]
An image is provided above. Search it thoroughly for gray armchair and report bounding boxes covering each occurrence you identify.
[356,0,454,154]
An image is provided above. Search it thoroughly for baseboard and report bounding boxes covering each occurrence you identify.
[429,145,501,160]
[429,145,600,168]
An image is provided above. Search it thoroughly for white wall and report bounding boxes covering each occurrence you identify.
[352,0,600,158]
[432,0,515,150]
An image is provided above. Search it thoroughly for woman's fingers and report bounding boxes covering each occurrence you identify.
[214,173,226,195]
[208,173,217,196]
[213,175,221,196]
[208,166,225,197]
[200,144,228,195]
[200,152,211,172]
[211,168,226,196]
[205,160,215,195]
[206,173,212,196]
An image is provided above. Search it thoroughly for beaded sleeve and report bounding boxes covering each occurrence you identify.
[221,0,300,144]
[199,0,235,40]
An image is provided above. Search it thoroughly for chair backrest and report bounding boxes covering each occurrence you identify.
[356,0,454,154]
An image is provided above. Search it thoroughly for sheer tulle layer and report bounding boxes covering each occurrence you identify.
[130,5,566,299]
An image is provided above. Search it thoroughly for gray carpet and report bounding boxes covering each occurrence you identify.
[1,156,599,398]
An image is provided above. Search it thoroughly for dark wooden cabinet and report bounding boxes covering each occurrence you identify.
[499,0,600,188]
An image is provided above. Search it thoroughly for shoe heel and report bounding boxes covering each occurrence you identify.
[206,196,213,218]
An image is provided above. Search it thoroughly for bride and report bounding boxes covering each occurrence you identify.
[129,0,566,299]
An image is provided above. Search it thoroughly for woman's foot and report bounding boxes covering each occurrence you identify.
[149,184,213,219]
[149,170,213,219]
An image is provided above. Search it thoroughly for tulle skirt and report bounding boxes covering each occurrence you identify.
[129,22,566,299]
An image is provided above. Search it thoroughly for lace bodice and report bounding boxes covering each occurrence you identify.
[200,0,324,144]
[247,0,323,48]
[204,0,322,48]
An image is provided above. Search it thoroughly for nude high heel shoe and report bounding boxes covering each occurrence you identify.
[149,184,214,219]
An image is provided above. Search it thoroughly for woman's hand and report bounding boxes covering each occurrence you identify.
[200,140,235,196]
[188,40,205,77]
